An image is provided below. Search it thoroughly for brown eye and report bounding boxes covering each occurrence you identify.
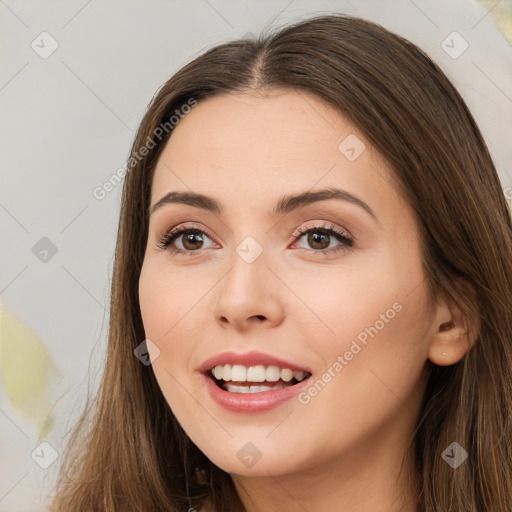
[181,230,206,250]
[292,223,354,255]
[157,226,215,255]
[306,230,331,250]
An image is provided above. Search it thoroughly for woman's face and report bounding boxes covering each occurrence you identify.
[138,89,437,478]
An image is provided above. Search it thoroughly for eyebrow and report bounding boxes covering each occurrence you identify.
[148,187,378,222]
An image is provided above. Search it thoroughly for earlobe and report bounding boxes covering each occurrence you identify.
[427,285,478,367]
[428,317,470,366]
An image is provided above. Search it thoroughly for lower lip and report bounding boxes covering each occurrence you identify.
[200,372,312,413]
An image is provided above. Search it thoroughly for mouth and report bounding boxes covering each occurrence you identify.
[208,364,312,394]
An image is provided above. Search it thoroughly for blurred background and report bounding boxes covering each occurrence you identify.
[0,0,511,510]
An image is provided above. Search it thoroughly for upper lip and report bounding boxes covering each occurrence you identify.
[199,350,312,374]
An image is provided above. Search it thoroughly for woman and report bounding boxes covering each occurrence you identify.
[49,13,512,512]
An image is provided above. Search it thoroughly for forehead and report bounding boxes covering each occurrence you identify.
[150,89,407,224]
[160,89,347,159]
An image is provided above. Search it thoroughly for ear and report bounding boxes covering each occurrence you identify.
[428,279,480,366]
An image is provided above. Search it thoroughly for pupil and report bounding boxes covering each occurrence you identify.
[309,231,328,249]
[184,232,203,250]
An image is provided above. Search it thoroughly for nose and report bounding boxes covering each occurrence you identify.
[212,245,285,332]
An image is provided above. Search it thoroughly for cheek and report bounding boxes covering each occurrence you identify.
[293,252,412,350]
[138,262,199,415]
[138,262,195,400]
[139,261,202,341]
[305,245,429,383]
[293,288,430,451]
[320,259,429,405]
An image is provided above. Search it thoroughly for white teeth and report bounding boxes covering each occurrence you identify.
[224,382,287,393]
[214,366,223,380]
[247,365,266,382]
[256,384,282,392]
[225,384,250,394]
[294,371,305,381]
[210,364,309,385]
[222,364,231,381]
[280,368,293,382]
[266,365,281,382]
[230,364,247,381]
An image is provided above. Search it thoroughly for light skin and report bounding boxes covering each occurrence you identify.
[138,88,473,512]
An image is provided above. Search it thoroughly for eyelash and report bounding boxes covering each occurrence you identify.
[156,222,354,257]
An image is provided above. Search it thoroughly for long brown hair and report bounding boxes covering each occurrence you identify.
[49,13,512,512]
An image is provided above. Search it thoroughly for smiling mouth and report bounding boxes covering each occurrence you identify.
[209,364,312,393]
